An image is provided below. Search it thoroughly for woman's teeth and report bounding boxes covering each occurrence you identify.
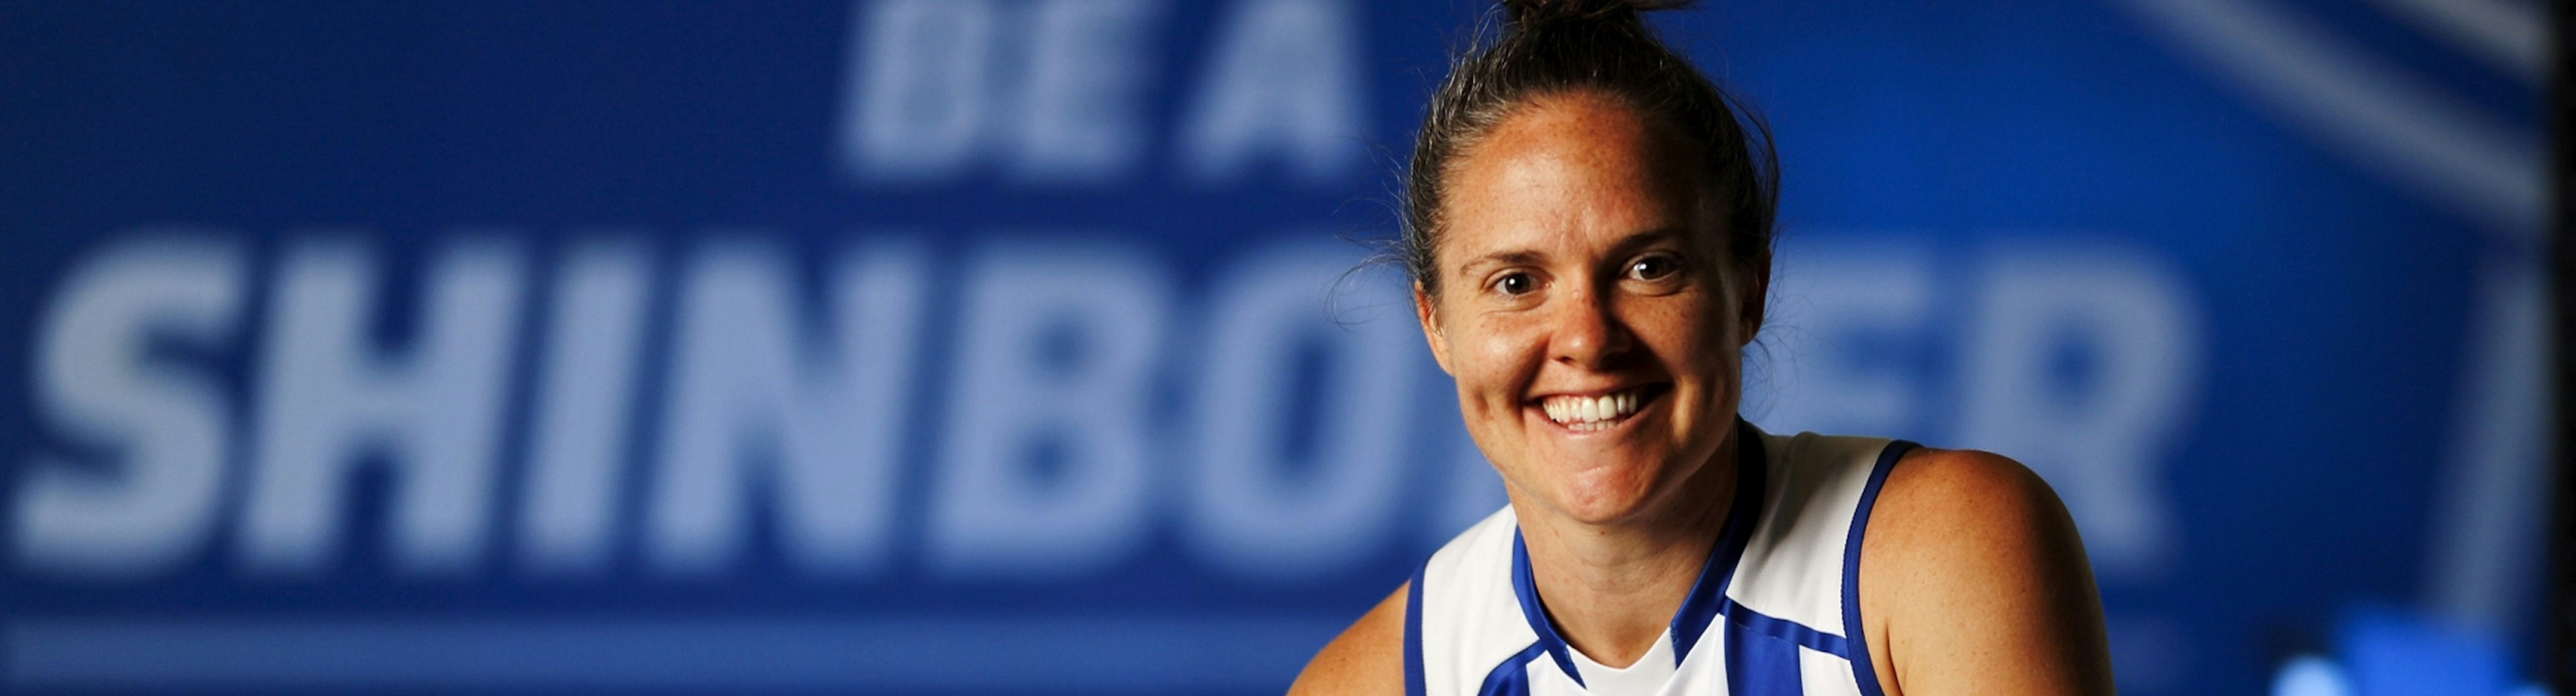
[1540,388,1646,431]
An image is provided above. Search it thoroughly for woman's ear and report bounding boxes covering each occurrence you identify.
[1738,250,1771,345]
[1415,281,1454,375]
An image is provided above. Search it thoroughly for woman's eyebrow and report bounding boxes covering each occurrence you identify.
[1454,249,1545,275]
[1558,228,1696,264]
[1609,226,1691,252]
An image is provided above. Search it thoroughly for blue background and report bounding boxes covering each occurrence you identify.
[0,1,2553,694]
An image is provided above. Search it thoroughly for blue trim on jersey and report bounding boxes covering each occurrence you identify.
[1670,418,1768,664]
[1842,440,1915,696]
[1406,559,1429,696]
[1507,534,1586,688]
[1725,610,1809,696]
[1473,642,1550,696]
[1721,597,1851,656]
[1505,418,1771,685]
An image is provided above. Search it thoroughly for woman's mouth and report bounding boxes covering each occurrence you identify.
[1536,385,1664,432]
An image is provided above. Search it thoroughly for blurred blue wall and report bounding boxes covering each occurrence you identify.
[0,1,2551,694]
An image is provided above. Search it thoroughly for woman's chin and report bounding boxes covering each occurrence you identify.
[1539,468,1666,526]
[1520,444,1731,528]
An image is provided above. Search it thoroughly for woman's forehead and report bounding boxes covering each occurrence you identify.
[1462,91,1665,184]
[1439,93,1706,264]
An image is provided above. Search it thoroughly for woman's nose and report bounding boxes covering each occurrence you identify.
[1549,286,1633,368]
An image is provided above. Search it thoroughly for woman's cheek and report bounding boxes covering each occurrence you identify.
[1465,317,1533,393]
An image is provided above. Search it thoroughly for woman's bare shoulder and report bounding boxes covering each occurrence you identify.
[1858,446,2115,695]
[1869,446,2076,551]
[1287,581,1409,696]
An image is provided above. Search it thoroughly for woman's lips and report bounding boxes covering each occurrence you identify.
[1535,384,1666,432]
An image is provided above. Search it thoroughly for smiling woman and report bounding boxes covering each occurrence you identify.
[1288,1,2116,695]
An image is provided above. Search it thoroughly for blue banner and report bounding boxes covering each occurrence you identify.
[0,1,2551,694]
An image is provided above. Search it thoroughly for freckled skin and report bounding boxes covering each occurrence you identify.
[1417,90,1762,532]
[1289,90,2114,696]
[1399,90,1770,668]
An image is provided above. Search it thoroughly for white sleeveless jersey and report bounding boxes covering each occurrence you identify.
[1404,422,1915,696]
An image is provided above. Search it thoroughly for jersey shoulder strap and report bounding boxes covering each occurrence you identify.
[1408,505,1531,696]
[1711,429,1915,696]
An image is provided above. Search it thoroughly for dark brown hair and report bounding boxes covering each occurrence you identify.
[1400,0,1778,296]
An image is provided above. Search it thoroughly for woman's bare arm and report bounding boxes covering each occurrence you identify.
[1860,448,2116,695]
[1288,582,1411,696]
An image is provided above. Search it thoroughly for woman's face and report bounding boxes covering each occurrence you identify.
[1416,90,1764,527]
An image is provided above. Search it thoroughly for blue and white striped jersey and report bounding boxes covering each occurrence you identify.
[1405,422,1915,696]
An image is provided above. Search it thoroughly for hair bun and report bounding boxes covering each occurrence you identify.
[1499,0,1697,26]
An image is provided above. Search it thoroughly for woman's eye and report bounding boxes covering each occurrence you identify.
[1493,272,1536,295]
[1627,255,1678,281]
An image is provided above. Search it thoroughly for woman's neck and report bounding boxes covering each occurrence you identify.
[1513,440,1739,669]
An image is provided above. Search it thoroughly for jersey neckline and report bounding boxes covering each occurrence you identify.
[1506,418,1771,687]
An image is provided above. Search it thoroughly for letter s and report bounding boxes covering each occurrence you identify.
[14,232,245,579]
